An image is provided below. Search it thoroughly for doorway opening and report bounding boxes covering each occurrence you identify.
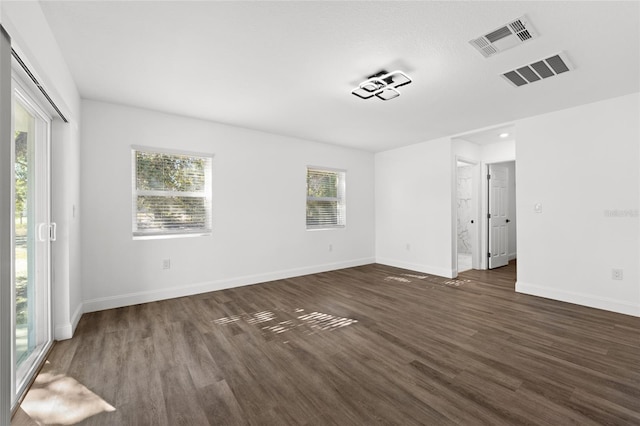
[456,159,479,273]
[451,124,516,276]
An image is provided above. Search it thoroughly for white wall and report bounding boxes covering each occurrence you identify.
[376,93,639,316]
[482,140,516,163]
[80,100,375,311]
[516,93,639,317]
[1,1,82,339]
[51,119,82,338]
[375,137,454,278]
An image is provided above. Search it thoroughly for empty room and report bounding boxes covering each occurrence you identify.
[1,1,639,425]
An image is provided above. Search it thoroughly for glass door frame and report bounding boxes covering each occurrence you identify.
[10,74,54,409]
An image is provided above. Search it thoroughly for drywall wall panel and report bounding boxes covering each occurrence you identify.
[81,100,375,311]
[516,93,639,316]
[375,137,454,277]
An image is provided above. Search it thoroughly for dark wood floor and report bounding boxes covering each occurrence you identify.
[13,262,640,425]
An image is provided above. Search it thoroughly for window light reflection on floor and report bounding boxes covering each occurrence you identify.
[19,361,115,425]
[383,273,471,287]
[385,276,411,283]
[214,308,358,337]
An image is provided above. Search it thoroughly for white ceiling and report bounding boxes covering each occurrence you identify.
[38,1,639,152]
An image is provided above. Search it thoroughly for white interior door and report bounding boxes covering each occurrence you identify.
[488,164,509,269]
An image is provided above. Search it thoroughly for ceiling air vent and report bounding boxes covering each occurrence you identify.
[502,52,573,87]
[470,15,538,58]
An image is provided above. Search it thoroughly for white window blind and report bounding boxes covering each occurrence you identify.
[132,147,212,237]
[306,167,346,229]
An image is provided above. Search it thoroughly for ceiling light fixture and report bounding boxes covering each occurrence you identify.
[499,132,509,138]
[352,70,412,101]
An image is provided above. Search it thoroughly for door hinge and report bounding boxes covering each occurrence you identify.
[487,174,491,180]
[487,213,491,219]
[487,252,491,258]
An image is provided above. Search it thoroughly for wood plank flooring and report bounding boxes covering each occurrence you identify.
[12,262,640,425]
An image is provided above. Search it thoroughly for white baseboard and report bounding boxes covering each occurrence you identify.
[508,253,517,261]
[83,258,375,313]
[54,324,71,341]
[70,302,83,334]
[54,302,84,340]
[375,257,453,279]
[515,281,640,317]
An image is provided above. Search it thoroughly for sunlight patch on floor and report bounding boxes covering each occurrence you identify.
[214,308,357,337]
[401,273,430,279]
[442,278,471,287]
[384,272,471,287]
[385,276,411,283]
[19,361,115,425]
[296,311,358,331]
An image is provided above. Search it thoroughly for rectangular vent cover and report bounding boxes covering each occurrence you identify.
[502,52,573,87]
[470,15,538,58]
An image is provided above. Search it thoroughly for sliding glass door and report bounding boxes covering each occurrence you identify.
[12,79,53,404]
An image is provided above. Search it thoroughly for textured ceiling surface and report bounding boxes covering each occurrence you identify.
[37,1,640,151]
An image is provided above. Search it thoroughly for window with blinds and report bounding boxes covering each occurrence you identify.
[132,147,212,238]
[306,167,346,229]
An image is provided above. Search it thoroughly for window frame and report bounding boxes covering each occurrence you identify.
[131,145,213,239]
[306,166,346,230]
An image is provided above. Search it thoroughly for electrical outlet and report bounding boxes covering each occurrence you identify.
[328,244,333,252]
[612,269,623,280]
[163,259,171,270]
[406,243,411,251]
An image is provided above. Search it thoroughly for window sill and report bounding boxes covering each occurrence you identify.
[133,232,211,241]
[306,226,346,232]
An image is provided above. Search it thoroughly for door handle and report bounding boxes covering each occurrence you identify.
[506,219,510,223]
[37,223,48,242]
[37,223,57,242]
[50,223,57,242]
[470,220,474,224]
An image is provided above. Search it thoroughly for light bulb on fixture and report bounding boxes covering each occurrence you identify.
[499,132,510,138]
